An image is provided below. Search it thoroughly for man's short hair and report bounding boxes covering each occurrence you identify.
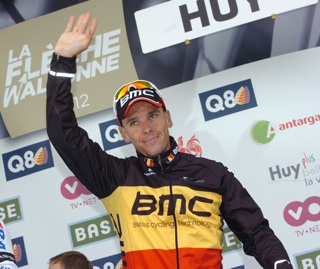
[49,251,93,269]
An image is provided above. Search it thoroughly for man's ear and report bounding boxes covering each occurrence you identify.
[119,126,131,143]
[165,110,173,128]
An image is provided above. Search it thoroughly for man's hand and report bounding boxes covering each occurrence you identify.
[54,13,97,58]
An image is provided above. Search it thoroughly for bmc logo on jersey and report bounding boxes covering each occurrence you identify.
[199,79,257,121]
[2,140,54,181]
[99,119,128,151]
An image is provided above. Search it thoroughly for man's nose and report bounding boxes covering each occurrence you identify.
[141,121,153,133]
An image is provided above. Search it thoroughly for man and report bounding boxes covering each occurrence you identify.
[46,13,293,269]
[48,251,93,269]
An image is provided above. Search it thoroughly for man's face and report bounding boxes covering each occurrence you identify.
[119,101,173,157]
[48,262,62,269]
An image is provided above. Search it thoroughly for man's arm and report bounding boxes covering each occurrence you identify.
[219,169,293,269]
[46,14,125,198]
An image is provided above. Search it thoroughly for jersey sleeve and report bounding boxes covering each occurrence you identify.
[218,164,293,269]
[46,53,126,198]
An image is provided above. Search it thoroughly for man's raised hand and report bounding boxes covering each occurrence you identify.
[54,13,97,58]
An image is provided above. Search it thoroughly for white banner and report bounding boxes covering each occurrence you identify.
[135,0,318,53]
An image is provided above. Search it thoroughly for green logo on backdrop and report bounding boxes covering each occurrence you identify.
[222,227,242,253]
[69,214,117,247]
[0,198,22,224]
[250,120,276,145]
[295,249,320,269]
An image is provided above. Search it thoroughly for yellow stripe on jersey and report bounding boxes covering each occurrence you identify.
[101,185,223,252]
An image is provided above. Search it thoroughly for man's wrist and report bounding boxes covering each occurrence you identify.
[53,51,76,60]
[50,53,77,74]
[274,260,292,269]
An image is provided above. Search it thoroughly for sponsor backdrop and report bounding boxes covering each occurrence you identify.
[0,1,319,269]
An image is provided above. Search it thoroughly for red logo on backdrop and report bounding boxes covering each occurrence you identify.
[283,196,320,226]
[60,176,92,200]
[177,134,202,157]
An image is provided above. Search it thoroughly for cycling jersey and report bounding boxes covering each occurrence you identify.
[46,53,293,269]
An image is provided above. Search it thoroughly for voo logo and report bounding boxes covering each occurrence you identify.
[61,176,91,200]
[99,119,128,151]
[199,79,257,122]
[283,196,320,226]
[2,140,54,181]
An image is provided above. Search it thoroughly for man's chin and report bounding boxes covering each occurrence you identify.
[145,148,163,158]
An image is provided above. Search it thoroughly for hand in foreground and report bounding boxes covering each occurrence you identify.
[54,13,97,58]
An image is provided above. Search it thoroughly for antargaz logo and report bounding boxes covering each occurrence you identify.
[250,120,276,144]
[2,140,54,181]
[251,114,320,145]
[199,79,257,122]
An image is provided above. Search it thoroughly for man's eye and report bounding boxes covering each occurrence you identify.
[129,121,137,126]
[150,113,158,119]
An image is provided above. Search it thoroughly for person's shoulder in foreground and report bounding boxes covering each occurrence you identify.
[0,220,18,269]
[48,251,93,269]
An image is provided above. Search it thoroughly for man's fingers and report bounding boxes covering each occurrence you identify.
[85,18,97,38]
[77,13,91,33]
[64,16,76,33]
[64,13,95,35]
[73,13,84,32]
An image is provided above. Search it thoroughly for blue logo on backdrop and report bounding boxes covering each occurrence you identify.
[91,253,122,269]
[2,140,54,181]
[11,236,28,267]
[99,119,129,151]
[199,79,257,121]
[231,266,245,269]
